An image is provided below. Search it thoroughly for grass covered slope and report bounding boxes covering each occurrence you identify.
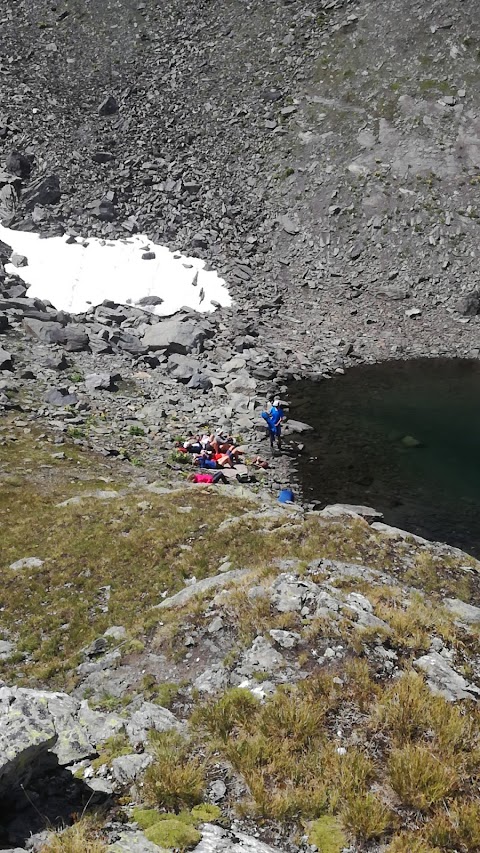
[1,423,480,852]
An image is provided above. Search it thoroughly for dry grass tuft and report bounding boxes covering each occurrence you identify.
[143,730,205,812]
[341,792,392,840]
[386,831,441,853]
[388,745,458,811]
[427,800,480,852]
[41,818,106,853]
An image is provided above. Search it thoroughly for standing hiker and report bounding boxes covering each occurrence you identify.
[261,399,285,451]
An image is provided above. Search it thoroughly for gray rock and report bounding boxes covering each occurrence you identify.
[142,317,209,354]
[0,640,14,660]
[157,569,251,610]
[209,779,227,802]
[34,690,96,765]
[85,372,116,392]
[167,353,201,383]
[0,686,103,795]
[124,701,181,743]
[225,375,257,396]
[98,95,119,116]
[0,688,57,795]
[414,651,480,701]
[235,636,285,678]
[0,346,13,369]
[45,388,79,407]
[193,823,285,853]
[194,664,229,694]
[23,174,61,209]
[444,598,480,625]
[10,252,27,268]
[109,831,160,853]
[77,702,125,746]
[319,503,383,521]
[6,150,32,179]
[271,574,320,613]
[9,557,44,570]
[455,291,480,316]
[269,629,301,649]
[282,419,313,434]
[111,752,152,785]
[63,324,90,352]
[187,372,213,391]
[104,625,127,640]
[344,592,389,629]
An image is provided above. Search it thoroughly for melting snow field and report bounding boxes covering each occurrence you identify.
[0,225,231,316]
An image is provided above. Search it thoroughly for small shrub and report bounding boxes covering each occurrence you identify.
[41,819,106,853]
[387,832,440,853]
[143,731,205,811]
[427,801,480,851]
[144,818,201,850]
[344,658,379,710]
[388,745,458,811]
[190,804,222,823]
[259,689,326,752]
[142,676,181,708]
[129,425,145,436]
[342,792,392,840]
[308,816,346,853]
[376,672,432,744]
[170,451,192,465]
[191,688,260,742]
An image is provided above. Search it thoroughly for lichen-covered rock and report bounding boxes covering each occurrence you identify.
[0,687,57,796]
[124,700,182,743]
[111,752,152,786]
[192,824,285,853]
[271,574,319,614]
[414,651,480,702]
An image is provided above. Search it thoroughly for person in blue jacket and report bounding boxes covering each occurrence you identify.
[261,399,285,451]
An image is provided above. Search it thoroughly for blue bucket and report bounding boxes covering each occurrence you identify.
[278,489,295,504]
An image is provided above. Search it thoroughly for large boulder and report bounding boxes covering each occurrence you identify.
[142,317,209,354]
[455,290,480,316]
[0,346,12,369]
[0,686,98,797]
[22,174,61,209]
[0,688,57,796]
[23,318,89,351]
[167,353,202,383]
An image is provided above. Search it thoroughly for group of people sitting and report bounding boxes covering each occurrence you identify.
[176,400,286,486]
[176,431,246,485]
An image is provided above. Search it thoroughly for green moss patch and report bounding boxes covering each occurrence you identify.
[308,816,346,853]
[133,808,163,830]
[144,819,201,850]
[190,804,222,823]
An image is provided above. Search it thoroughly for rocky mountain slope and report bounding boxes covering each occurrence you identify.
[1,0,480,851]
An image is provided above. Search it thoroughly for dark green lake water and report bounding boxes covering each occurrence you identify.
[290,359,480,557]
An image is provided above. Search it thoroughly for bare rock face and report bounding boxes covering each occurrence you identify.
[0,688,57,796]
[142,317,209,355]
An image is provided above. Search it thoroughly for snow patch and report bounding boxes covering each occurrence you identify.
[0,225,231,315]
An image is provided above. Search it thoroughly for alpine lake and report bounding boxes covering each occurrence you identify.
[290,358,480,558]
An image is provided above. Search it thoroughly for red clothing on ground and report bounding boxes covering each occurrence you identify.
[192,473,214,483]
